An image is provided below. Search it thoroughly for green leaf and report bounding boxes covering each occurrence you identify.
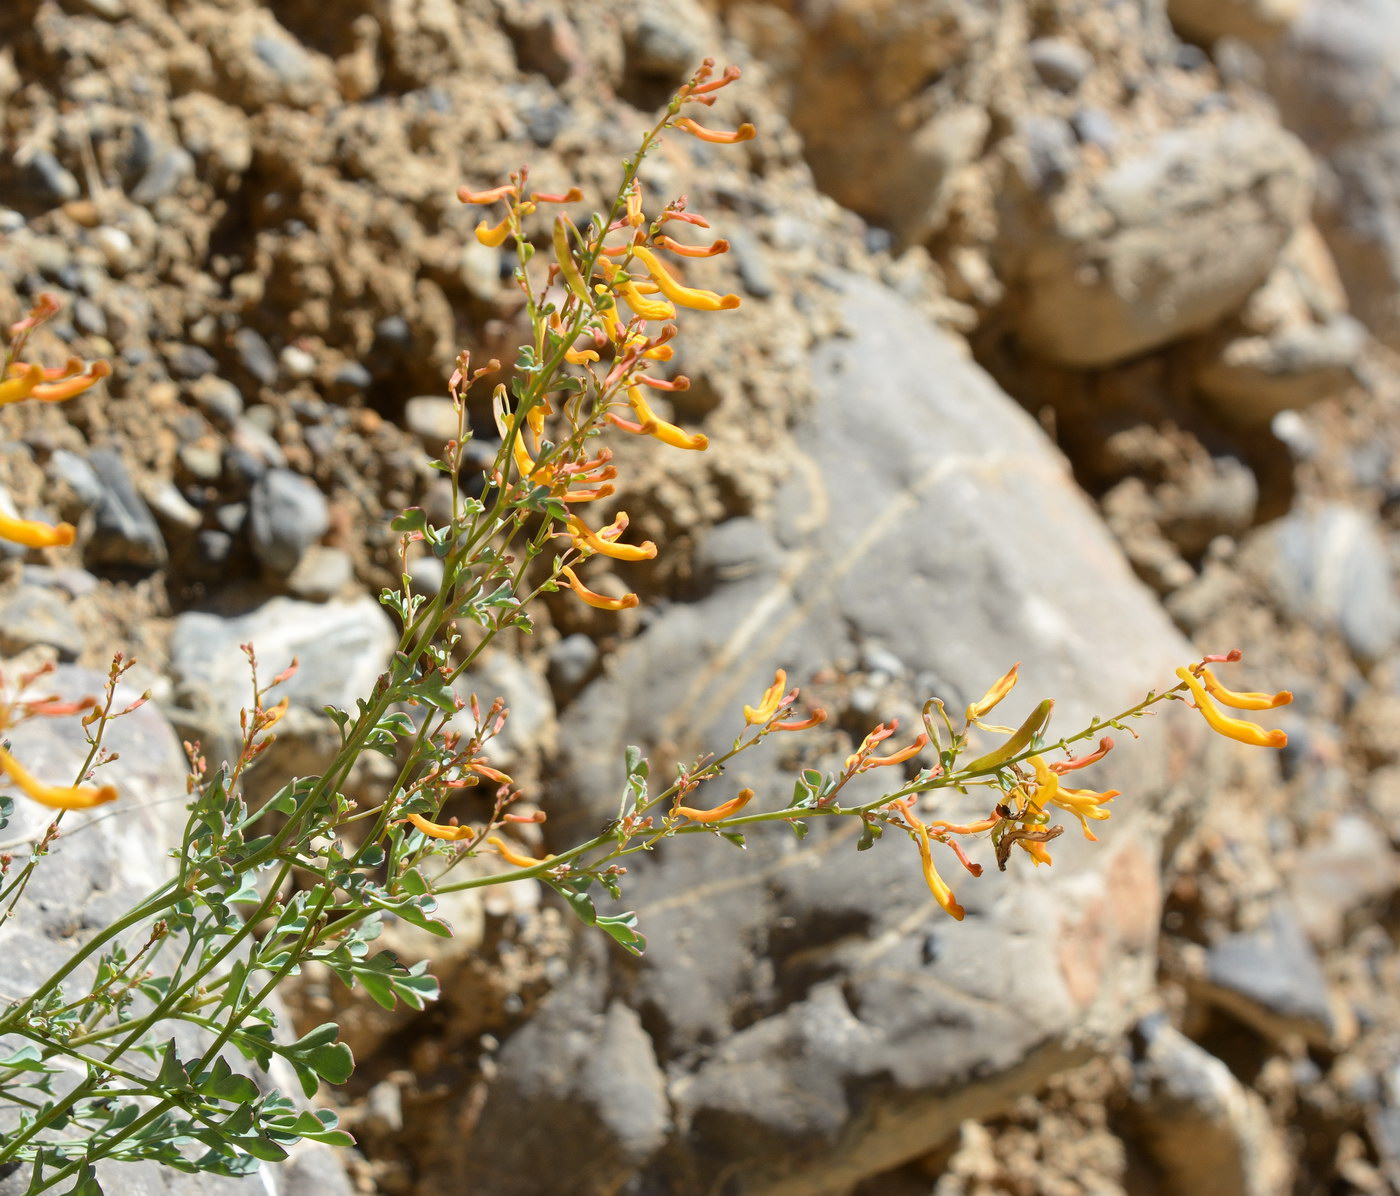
[857,820,883,851]
[550,880,597,926]
[788,820,809,840]
[0,793,12,831]
[71,1163,102,1196]
[720,831,746,849]
[597,912,646,956]
[155,1042,189,1090]
[0,1044,47,1071]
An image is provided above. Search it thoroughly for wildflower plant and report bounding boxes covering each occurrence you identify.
[0,63,1293,1191]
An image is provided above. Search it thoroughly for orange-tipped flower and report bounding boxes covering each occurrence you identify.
[625,386,708,451]
[1050,736,1114,774]
[1200,667,1293,711]
[0,511,75,550]
[865,732,930,768]
[966,662,1019,727]
[458,183,517,205]
[0,746,116,810]
[568,512,657,562]
[673,116,757,144]
[772,708,827,732]
[1051,785,1118,840]
[674,787,754,823]
[653,234,730,258]
[475,216,512,247]
[743,669,787,725]
[630,246,740,311]
[560,566,639,611]
[1175,667,1287,749]
[487,834,552,869]
[405,811,476,842]
[894,799,965,921]
[2,359,110,406]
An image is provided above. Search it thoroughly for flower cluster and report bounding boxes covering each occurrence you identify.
[459,58,751,614]
[0,294,108,550]
[0,298,116,812]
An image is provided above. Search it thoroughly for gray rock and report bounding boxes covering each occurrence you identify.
[188,375,244,425]
[48,450,104,508]
[73,297,107,337]
[547,633,599,697]
[130,145,195,205]
[253,31,315,89]
[463,980,670,1195]
[285,545,354,602]
[279,345,317,380]
[403,396,460,450]
[1007,115,1313,366]
[248,468,329,575]
[1263,0,1400,348]
[405,553,445,598]
[0,587,83,660]
[1244,502,1400,663]
[168,594,396,745]
[1200,902,1334,1046]
[332,361,372,391]
[468,275,1198,1193]
[233,327,277,386]
[1017,114,1078,193]
[1289,814,1400,946]
[1072,107,1121,153]
[1125,1018,1289,1196]
[144,480,202,531]
[86,449,168,571]
[692,516,780,590]
[22,151,80,205]
[1028,38,1093,92]
[165,343,219,381]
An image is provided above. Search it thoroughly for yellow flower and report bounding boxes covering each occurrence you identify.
[1175,667,1287,749]
[0,746,116,810]
[673,787,754,823]
[567,512,657,562]
[630,246,740,312]
[965,661,1019,730]
[0,510,75,550]
[894,798,965,921]
[405,812,475,842]
[487,834,552,869]
[624,386,708,451]
[1199,667,1293,711]
[560,566,638,611]
[743,669,786,725]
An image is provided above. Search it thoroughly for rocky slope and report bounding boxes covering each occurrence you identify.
[3,0,1400,1192]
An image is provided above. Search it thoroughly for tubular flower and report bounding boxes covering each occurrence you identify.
[560,566,638,611]
[653,234,730,258]
[674,787,754,823]
[966,661,1019,729]
[0,510,75,549]
[625,386,708,451]
[865,732,930,768]
[567,512,657,562]
[1051,785,1118,840]
[0,746,116,810]
[406,812,475,843]
[1051,736,1114,774]
[600,259,676,321]
[1200,667,1293,711]
[743,669,787,725]
[458,183,517,205]
[630,246,740,311]
[673,116,757,144]
[893,799,965,921]
[1175,667,1287,749]
[475,216,513,247]
[2,358,110,406]
[487,834,553,869]
[1024,755,1060,809]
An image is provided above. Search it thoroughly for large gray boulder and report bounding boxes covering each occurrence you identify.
[457,275,1204,1193]
[1264,0,1400,349]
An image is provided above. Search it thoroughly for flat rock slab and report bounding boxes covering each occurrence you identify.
[461,275,1202,1194]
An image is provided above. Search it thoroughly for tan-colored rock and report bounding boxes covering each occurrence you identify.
[1010,115,1313,367]
[1169,0,1303,44]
